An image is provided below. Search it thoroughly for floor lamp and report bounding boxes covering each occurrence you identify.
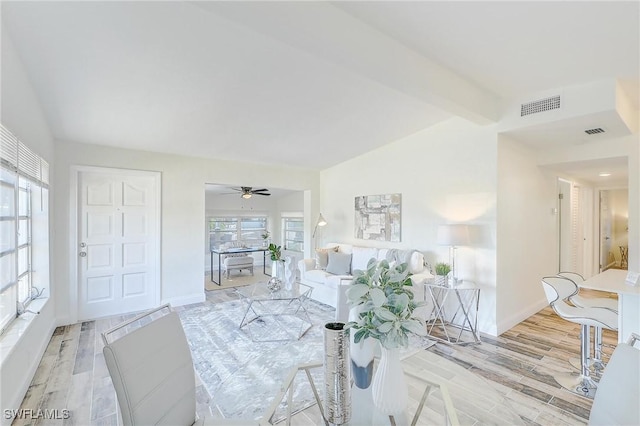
[313,213,327,249]
[437,224,470,283]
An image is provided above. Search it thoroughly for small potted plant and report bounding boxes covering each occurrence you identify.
[261,230,270,247]
[434,262,451,286]
[267,243,284,290]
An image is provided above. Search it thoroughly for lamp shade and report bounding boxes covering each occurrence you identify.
[437,224,470,247]
[316,213,327,227]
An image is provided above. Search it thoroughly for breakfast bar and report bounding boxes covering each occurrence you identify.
[579,269,640,343]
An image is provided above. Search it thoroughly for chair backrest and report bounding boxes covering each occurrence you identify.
[102,307,197,426]
[589,334,640,425]
[541,276,578,305]
[557,271,585,283]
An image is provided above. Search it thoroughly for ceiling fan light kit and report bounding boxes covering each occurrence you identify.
[226,186,272,198]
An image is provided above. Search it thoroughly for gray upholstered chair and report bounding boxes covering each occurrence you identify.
[588,333,640,425]
[222,241,254,278]
[102,304,257,425]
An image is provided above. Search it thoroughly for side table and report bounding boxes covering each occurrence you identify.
[425,280,481,345]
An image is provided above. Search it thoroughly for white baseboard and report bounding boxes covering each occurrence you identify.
[162,292,205,307]
[496,298,549,336]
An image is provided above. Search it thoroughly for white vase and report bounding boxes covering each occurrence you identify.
[284,256,294,290]
[349,306,376,389]
[371,346,408,416]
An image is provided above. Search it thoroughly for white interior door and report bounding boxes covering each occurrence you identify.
[78,169,159,320]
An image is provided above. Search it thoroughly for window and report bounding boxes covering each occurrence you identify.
[282,217,303,252]
[0,124,49,334]
[208,216,267,249]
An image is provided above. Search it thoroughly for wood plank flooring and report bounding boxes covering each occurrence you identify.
[11,283,616,425]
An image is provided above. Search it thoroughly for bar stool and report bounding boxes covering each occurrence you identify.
[541,276,618,398]
[558,272,618,372]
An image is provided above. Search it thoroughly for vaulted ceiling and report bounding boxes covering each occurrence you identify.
[2,1,638,175]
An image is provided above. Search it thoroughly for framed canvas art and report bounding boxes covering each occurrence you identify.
[354,193,401,242]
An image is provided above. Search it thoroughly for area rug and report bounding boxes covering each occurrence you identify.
[179,298,435,422]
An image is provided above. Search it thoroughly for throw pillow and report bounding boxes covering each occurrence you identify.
[326,251,352,275]
[315,246,339,270]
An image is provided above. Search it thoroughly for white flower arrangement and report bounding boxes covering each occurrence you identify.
[346,258,426,349]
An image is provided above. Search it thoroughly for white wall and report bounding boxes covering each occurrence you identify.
[0,29,56,420]
[496,136,558,334]
[53,141,319,325]
[320,117,500,334]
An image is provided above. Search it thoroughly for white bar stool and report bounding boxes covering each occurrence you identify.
[541,276,618,398]
[558,272,618,372]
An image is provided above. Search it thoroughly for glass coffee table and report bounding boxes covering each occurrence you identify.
[235,282,313,342]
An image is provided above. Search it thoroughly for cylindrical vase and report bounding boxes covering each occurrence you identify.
[324,322,351,425]
[349,306,376,389]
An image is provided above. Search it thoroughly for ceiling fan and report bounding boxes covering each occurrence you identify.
[227,186,271,199]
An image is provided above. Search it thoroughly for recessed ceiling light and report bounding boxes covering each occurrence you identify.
[599,172,611,177]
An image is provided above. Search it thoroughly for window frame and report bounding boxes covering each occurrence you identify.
[208,215,268,250]
[0,124,49,334]
[282,216,304,252]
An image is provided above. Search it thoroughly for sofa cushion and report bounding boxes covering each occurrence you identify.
[326,251,352,275]
[315,246,339,270]
[351,247,378,272]
[408,251,425,274]
[305,269,333,284]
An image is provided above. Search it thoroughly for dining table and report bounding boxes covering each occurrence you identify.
[579,269,640,343]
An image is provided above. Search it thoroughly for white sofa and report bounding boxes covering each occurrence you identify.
[298,243,433,321]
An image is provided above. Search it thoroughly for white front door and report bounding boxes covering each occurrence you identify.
[78,169,160,320]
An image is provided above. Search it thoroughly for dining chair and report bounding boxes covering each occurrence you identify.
[102,304,259,425]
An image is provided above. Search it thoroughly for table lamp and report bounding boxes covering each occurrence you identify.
[437,224,470,283]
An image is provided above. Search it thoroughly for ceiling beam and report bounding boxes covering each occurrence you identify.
[192,1,500,125]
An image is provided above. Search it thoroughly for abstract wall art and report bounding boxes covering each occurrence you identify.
[354,193,401,242]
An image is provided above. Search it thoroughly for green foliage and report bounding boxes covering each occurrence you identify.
[435,262,451,276]
[268,243,281,261]
[261,231,270,240]
[346,258,426,349]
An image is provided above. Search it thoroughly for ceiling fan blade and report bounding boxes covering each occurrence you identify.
[254,192,271,196]
[252,188,269,193]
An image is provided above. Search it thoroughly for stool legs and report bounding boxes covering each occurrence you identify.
[591,326,606,372]
[554,324,598,398]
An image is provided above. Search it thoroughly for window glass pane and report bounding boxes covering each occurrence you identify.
[0,285,17,331]
[18,246,29,276]
[0,221,15,253]
[18,186,29,217]
[0,253,15,291]
[18,274,30,305]
[0,170,16,217]
[18,219,29,246]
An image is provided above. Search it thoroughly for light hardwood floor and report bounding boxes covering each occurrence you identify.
[12,278,617,425]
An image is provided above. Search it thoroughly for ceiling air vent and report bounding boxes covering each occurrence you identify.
[520,95,561,117]
[584,127,606,135]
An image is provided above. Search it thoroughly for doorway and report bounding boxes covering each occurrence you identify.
[599,188,629,271]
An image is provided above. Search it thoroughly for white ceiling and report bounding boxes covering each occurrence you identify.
[2,1,638,177]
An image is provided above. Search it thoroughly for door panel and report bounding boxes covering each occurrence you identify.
[78,170,158,320]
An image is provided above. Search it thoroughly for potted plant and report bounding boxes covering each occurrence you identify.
[346,258,426,414]
[261,230,270,247]
[267,243,284,290]
[434,262,451,286]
